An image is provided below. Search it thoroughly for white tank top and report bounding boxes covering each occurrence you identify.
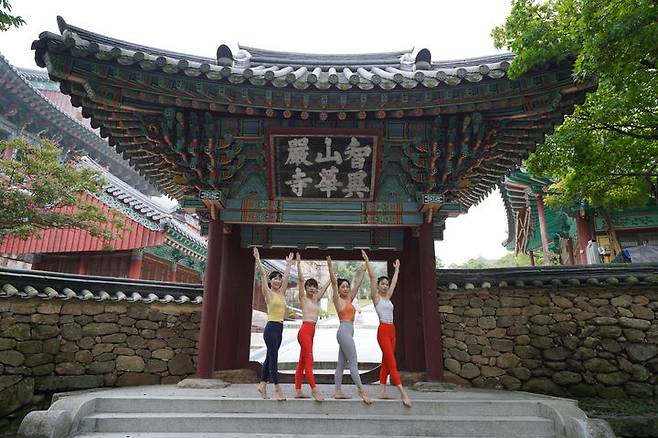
[375,298,394,323]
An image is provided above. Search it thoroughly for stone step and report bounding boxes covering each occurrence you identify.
[71,434,504,438]
[71,434,505,438]
[79,412,554,437]
[95,397,541,417]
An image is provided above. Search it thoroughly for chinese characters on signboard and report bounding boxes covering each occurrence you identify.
[271,134,377,200]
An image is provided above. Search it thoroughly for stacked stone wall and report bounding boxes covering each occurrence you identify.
[0,297,200,434]
[439,286,658,399]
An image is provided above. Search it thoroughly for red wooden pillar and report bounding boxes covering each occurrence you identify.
[394,229,425,371]
[575,214,592,265]
[535,195,551,266]
[196,219,225,378]
[216,226,254,370]
[78,254,89,276]
[169,263,177,283]
[127,250,143,279]
[419,221,444,381]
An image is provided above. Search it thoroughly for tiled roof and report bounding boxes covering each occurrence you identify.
[0,267,203,303]
[0,53,156,195]
[437,264,658,290]
[80,157,207,256]
[34,16,513,91]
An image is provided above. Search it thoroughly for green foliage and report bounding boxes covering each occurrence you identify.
[493,0,658,210]
[0,138,123,242]
[447,251,558,268]
[0,0,24,31]
[331,260,386,299]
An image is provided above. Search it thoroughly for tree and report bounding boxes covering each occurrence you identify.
[493,0,658,255]
[0,138,122,242]
[0,0,24,31]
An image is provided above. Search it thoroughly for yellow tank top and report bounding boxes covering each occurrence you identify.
[266,292,286,322]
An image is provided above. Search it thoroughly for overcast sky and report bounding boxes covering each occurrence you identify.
[0,0,513,265]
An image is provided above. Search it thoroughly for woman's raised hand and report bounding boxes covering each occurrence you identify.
[296,252,301,263]
[394,259,400,270]
[286,252,294,265]
[326,256,333,269]
[361,249,370,262]
[253,247,260,261]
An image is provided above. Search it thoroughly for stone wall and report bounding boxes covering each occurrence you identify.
[438,286,658,399]
[0,297,201,434]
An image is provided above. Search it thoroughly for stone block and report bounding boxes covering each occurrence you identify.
[598,325,622,338]
[499,375,522,390]
[116,372,160,386]
[611,295,632,307]
[24,353,53,367]
[584,358,617,373]
[55,362,84,375]
[0,350,24,366]
[60,323,82,341]
[146,359,168,373]
[31,314,59,324]
[43,338,59,354]
[626,343,657,362]
[552,296,573,308]
[75,350,93,364]
[104,303,128,314]
[87,361,115,375]
[32,363,55,376]
[16,341,41,354]
[81,303,104,316]
[78,337,94,349]
[630,304,654,320]
[478,316,496,330]
[624,382,653,398]
[530,336,553,350]
[114,347,135,356]
[0,338,16,351]
[152,348,174,360]
[35,375,102,391]
[10,302,37,315]
[552,371,582,385]
[459,363,480,379]
[515,345,541,359]
[168,354,195,376]
[0,376,33,416]
[60,303,82,315]
[543,347,569,361]
[619,317,651,330]
[116,355,145,372]
[522,377,566,397]
[94,313,119,323]
[31,325,59,339]
[127,336,146,349]
[530,315,554,325]
[496,352,520,369]
[102,333,128,344]
[2,324,31,341]
[500,297,529,307]
[82,323,120,337]
[481,366,505,377]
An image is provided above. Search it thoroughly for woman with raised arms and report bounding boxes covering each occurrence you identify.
[362,250,411,407]
[293,253,330,401]
[253,248,293,401]
[326,256,371,404]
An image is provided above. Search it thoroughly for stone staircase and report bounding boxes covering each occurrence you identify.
[17,384,615,438]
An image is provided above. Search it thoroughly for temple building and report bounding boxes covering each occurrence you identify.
[0,53,206,282]
[501,171,658,265]
[32,16,594,379]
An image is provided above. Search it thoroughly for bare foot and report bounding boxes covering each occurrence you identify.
[257,382,269,399]
[334,390,352,399]
[357,387,372,405]
[311,388,324,402]
[398,385,412,407]
[275,385,286,401]
[295,390,311,399]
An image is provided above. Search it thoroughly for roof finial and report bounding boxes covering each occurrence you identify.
[415,48,431,70]
[216,44,233,67]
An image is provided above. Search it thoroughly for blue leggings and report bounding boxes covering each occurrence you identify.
[261,321,283,384]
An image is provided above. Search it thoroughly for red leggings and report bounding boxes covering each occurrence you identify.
[295,321,317,389]
[377,322,401,386]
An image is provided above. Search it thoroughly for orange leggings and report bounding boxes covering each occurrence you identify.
[295,321,317,389]
[377,322,401,386]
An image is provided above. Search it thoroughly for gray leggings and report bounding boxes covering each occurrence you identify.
[335,321,363,389]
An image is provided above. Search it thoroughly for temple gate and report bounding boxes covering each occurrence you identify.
[33,16,592,380]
